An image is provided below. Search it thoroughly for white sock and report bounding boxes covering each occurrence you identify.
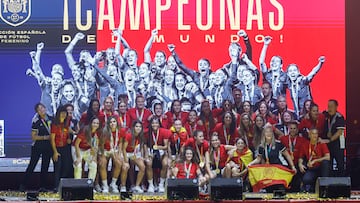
[111,178,117,185]
[102,180,108,187]
[160,178,166,185]
[148,179,154,186]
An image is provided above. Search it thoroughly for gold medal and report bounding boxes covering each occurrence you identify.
[153,145,158,150]
[215,168,220,174]
[199,162,205,168]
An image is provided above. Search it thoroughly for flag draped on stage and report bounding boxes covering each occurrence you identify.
[248,164,295,192]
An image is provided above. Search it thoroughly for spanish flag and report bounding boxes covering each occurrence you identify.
[248,164,295,192]
[227,148,253,168]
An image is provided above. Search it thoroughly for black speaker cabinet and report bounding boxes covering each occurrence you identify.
[166,178,199,200]
[59,178,94,200]
[210,178,243,200]
[316,177,351,198]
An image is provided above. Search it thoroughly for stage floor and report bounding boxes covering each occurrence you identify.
[0,191,360,202]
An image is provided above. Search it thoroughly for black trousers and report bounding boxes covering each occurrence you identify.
[328,141,345,177]
[23,141,52,188]
[53,145,73,189]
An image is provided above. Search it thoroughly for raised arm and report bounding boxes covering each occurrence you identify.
[168,44,197,78]
[35,42,44,65]
[259,36,272,73]
[306,56,325,81]
[113,28,124,67]
[238,30,252,61]
[64,32,85,70]
[144,29,158,63]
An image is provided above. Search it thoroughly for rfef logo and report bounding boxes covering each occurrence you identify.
[0,0,31,27]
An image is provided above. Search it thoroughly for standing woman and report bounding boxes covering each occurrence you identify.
[72,116,101,181]
[165,100,189,129]
[145,117,171,193]
[252,101,277,125]
[50,106,73,191]
[123,120,146,193]
[252,115,265,151]
[198,100,216,140]
[211,111,239,145]
[184,110,204,137]
[20,103,53,191]
[117,100,129,130]
[152,102,169,129]
[98,116,125,193]
[101,96,119,124]
[238,113,255,151]
[79,99,105,128]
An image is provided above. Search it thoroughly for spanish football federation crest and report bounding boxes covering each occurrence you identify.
[0,0,31,27]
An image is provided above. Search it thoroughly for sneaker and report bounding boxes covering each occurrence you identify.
[94,184,102,193]
[120,186,127,192]
[102,185,109,193]
[158,185,165,193]
[133,186,144,193]
[110,183,119,193]
[147,184,155,193]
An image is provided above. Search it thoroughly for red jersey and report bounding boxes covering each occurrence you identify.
[165,111,189,129]
[102,128,124,151]
[144,128,171,147]
[51,123,70,147]
[101,110,119,124]
[299,140,329,168]
[184,122,205,138]
[124,132,141,153]
[298,113,326,138]
[176,162,198,179]
[79,111,105,127]
[127,108,152,130]
[211,123,239,145]
[184,138,210,163]
[74,131,99,150]
[211,145,228,169]
[169,127,189,147]
[279,135,307,164]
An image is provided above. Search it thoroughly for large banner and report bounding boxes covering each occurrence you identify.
[0,0,344,158]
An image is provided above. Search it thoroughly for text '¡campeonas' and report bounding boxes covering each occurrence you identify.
[63,0,284,31]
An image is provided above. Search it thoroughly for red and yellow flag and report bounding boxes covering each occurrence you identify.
[248,164,295,192]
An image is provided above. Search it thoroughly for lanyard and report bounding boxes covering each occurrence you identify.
[91,133,98,148]
[214,148,220,169]
[184,162,192,179]
[41,117,51,135]
[110,129,119,151]
[265,144,272,164]
[152,129,159,146]
[223,125,230,145]
[288,136,297,153]
[196,143,204,162]
[309,143,317,161]
[136,108,144,121]
[119,114,127,128]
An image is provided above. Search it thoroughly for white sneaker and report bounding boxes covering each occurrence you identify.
[110,183,119,193]
[147,184,155,193]
[120,186,127,192]
[133,186,144,193]
[102,185,109,193]
[94,184,102,193]
[158,185,165,193]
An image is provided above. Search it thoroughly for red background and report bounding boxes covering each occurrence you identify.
[96,0,345,115]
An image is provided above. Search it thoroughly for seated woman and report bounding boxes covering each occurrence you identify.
[171,147,206,186]
[227,137,253,178]
[208,134,236,179]
[98,116,125,193]
[123,120,146,193]
[72,116,101,181]
[248,125,297,192]
[298,128,330,192]
[169,119,189,161]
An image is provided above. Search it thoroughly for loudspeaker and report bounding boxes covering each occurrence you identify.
[316,177,351,198]
[166,178,199,200]
[210,178,243,200]
[59,178,94,200]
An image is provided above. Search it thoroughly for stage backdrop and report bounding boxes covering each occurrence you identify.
[0,0,344,161]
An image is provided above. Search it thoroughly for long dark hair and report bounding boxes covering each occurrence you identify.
[100,116,119,148]
[222,111,236,135]
[148,117,161,147]
[53,105,69,126]
[199,100,215,130]
[84,116,101,145]
[181,146,199,164]
[131,120,144,148]
[86,99,100,124]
